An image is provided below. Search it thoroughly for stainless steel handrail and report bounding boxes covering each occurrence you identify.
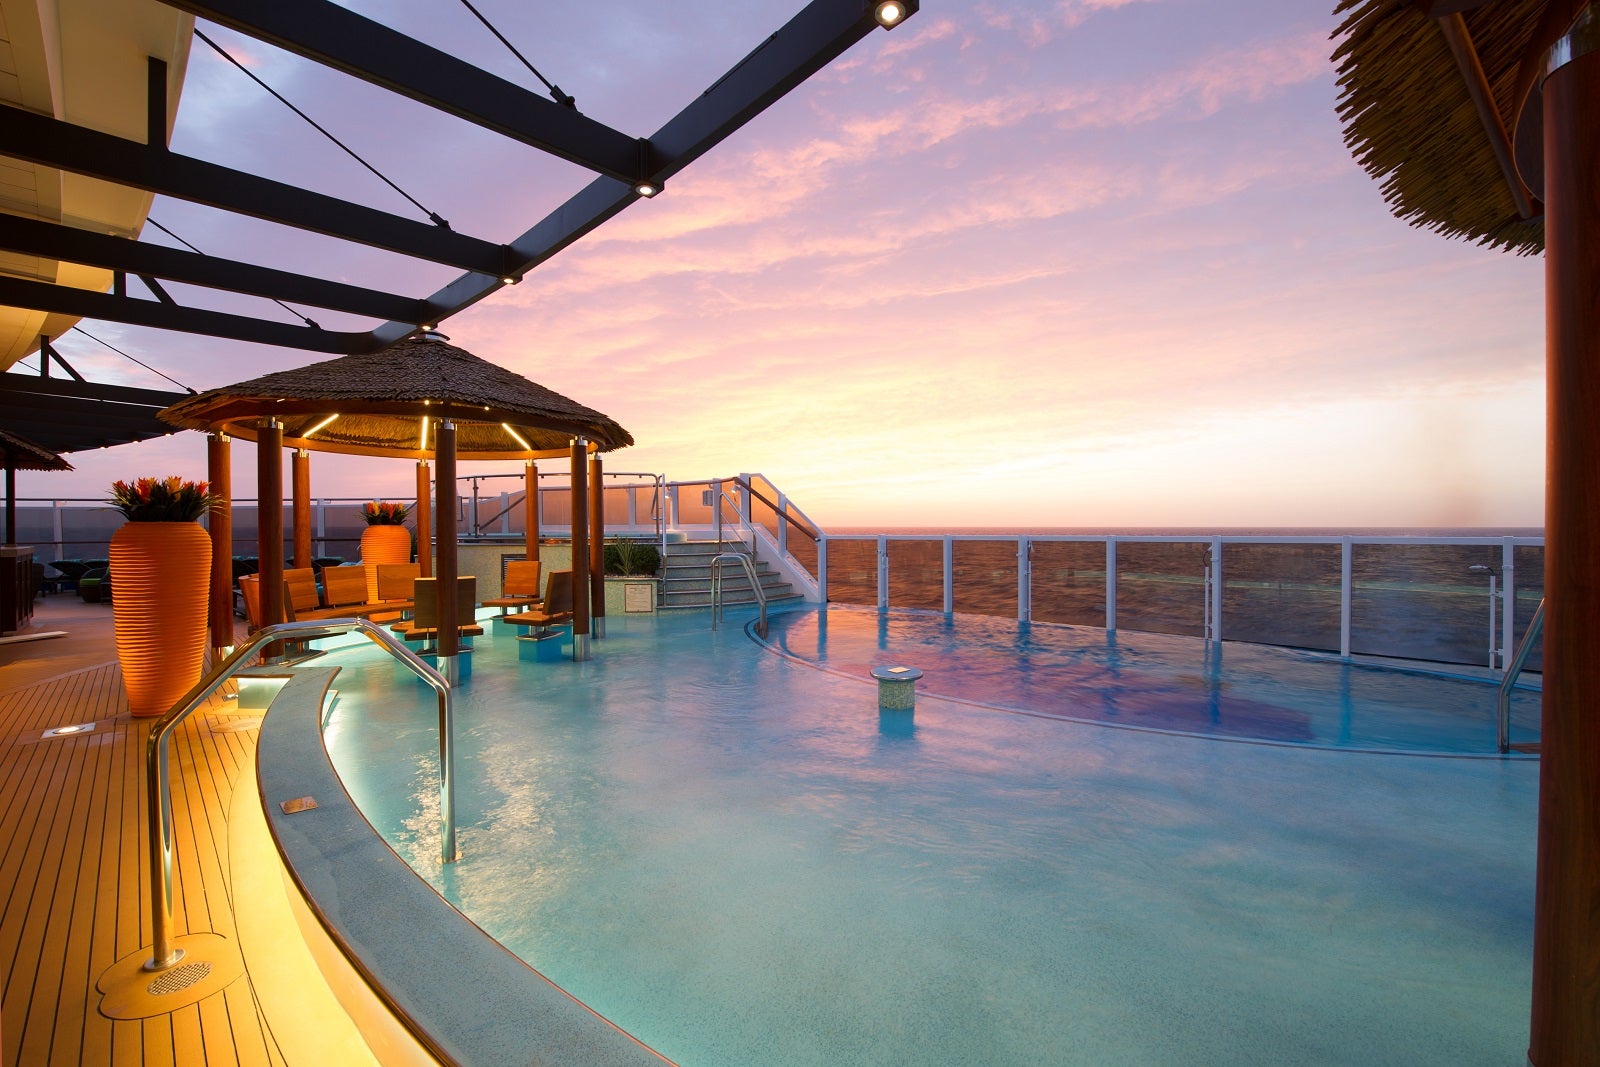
[1497,597,1544,753]
[144,617,455,972]
[711,551,768,639]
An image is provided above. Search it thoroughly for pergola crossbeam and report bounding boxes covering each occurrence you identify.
[0,277,374,354]
[0,215,433,323]
[0,107,510,273]
[164,0,647,186]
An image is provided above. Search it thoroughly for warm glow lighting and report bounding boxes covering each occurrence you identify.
[634,181,660,198]
[500,276,516,285]
[503,423,533,451]
[303,413,339,438]
[420,416,430,452]
[874,1,905,27]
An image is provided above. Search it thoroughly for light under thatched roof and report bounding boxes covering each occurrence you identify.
[0,429,73,472]
[1331,0,1577,256]
[159,333,632,460]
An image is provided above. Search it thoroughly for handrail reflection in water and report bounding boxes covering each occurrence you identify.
[142,617,455,972]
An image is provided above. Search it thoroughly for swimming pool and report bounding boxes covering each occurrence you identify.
[766,607,1543,754]
[317,608,1537,1066]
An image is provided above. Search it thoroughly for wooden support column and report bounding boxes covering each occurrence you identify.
[257,420,284,629]
[415,459,433,578]
[570,438,590,660]
[525,461,539,567]
[291,448,312,568]
[3,464,14,545]
[207,433,233,652]
[435,421,459,675]
[589,453,605,638]
[1530,23,1600,1067]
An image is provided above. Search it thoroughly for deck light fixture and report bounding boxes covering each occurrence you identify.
[302,413,339,438]
[502,423,533,451]
[633,181,660,198]
[874,2,907,28]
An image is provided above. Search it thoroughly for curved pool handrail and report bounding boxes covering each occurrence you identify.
[143,617,454,972]
[1497,597,1544,753]
[711,551,767,639]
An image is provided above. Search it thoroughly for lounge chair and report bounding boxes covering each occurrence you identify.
[375,562,420,616]
[503,569,574,641]
[481,559,542,615]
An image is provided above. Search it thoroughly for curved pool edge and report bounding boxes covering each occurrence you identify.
[745,606,1541,761]
[255,665,675,1067]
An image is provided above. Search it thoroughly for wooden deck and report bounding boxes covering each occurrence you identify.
[0,597,369,1066]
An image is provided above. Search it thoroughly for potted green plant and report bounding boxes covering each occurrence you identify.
[106,477,218,716]
[360,501,412,602]
[604,538,661,613]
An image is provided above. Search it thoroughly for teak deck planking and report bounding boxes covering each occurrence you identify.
[0,657,287,1067]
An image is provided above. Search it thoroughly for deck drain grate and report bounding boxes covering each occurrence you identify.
[146,961,212,996]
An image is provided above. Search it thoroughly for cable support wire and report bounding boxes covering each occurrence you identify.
[454,0,576,108]
[193,28,452,229]
[145,217,321,330]
[69,327,196,394]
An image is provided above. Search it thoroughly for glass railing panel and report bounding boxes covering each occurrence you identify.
[1219,543,1342,651]
[786,525,819,580]
[540,486,573,528]
[1115,541,1207,637]
[674,482,713,527]
[748,491,782,542]
[1029,541,1108,627]
[1349,543,1500,666]
[824,538,876,606]
[953,540,1017,619]
[887,539,943,611]
[1512,543,1544,673]
[599,487,632,530]
[59,505,123,560]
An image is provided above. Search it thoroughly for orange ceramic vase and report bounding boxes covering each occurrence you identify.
[360,524,412,602]
[110,521,212,718]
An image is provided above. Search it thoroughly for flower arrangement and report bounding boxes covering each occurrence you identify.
[107,476,217,522]
[363,501,411,526]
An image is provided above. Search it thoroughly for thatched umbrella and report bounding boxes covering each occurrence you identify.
[1,428,73,546]
[1333,3,1595,1059]
[161,332,629,671]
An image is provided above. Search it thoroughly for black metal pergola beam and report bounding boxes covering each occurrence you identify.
[0,278,376,354]
[0,215,435,323]
[164,0,649,186]
[0,372,192,453]
[0,106,511,274]
[372,0,915,344]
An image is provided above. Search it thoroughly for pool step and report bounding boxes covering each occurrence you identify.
[656,540,800,611]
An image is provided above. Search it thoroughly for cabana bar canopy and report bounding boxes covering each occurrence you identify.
[158,334,632,459]
[1331,0,1570,255]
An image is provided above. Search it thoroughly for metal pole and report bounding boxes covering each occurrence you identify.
[943,537,954,616]
[1340,537,1353,660]
[1105,538,1118,633]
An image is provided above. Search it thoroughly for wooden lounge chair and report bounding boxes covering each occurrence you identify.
[481,559,542,615]
[391,576,484,646]
[375,562,419,616]
[503,569,574,641]
[291,566,406,623]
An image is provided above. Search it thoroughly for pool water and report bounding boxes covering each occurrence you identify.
[767,607,1542,754]
[318,607,1538,1067]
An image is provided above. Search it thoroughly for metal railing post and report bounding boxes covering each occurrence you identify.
[943,537,954,616]
[1340,537,1353,660]
[1018,538,1031,622]
[877,536,889,611]
[817,536,829,603]
[1501,536,1516,671]
[1105,538,1117,633]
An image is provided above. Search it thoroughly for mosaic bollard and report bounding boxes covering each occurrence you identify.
[871,665,923,710]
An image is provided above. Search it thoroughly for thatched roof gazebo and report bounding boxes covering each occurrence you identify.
[1,428,73,546]
[160,332,629,671]
[1333,3,1595,1061]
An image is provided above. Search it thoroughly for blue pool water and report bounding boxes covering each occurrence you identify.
[766,608,1543,754]
[317,607,1538,1066]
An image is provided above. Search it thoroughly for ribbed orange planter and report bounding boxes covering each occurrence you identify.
[110,521,212,718]
[361,524,412,602]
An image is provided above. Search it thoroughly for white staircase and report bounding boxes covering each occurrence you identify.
[657,540,803,610]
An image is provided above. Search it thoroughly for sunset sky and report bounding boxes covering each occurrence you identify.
[18,0,1547,530]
